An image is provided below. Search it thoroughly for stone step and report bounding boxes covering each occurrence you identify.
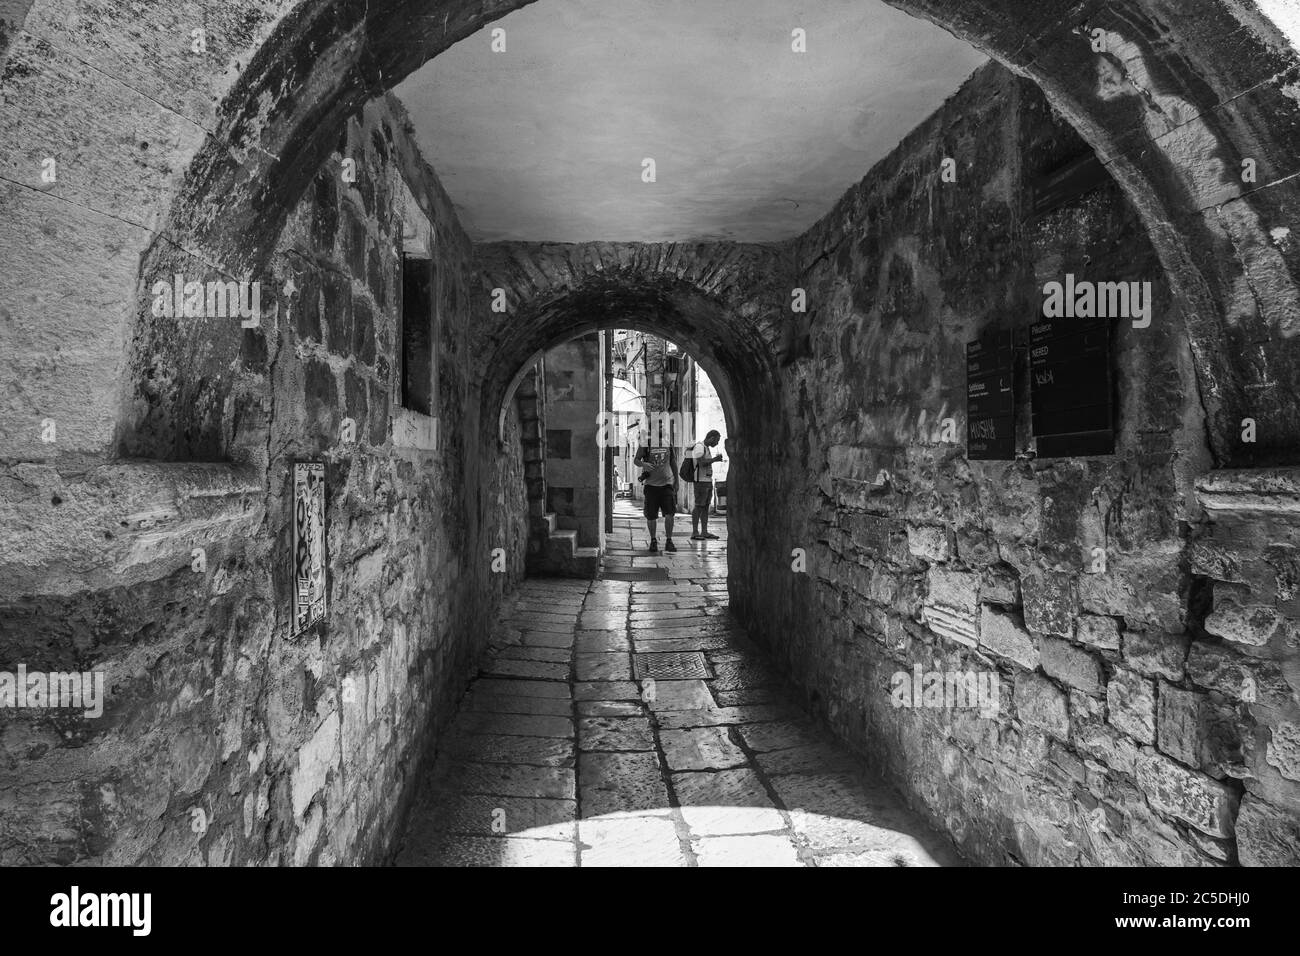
[530,512,558,535]
[549,530,579,558]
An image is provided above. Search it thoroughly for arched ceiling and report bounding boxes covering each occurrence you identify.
[392,0,986,243]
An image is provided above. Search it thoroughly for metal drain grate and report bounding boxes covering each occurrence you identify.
[633,651,711,680]
[600,567,670,581]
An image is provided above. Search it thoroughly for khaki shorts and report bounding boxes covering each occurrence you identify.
[693,481,713,509]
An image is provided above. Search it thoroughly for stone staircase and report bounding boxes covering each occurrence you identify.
[531,512,601,578]
[517,362,601,578]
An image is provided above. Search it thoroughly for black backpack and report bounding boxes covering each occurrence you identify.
[679,450,696,482]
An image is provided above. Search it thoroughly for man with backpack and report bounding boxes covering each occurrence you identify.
[683,430,724,541]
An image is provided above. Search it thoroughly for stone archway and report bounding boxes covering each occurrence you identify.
[472,241,789,449]
[473,240,788,590]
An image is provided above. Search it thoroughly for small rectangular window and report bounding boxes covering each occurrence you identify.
[400,255,435,416]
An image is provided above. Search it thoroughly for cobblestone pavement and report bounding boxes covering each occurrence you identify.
[394,503,963,867]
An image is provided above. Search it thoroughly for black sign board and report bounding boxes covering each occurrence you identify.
[1029,316,1115,457]
[966,330,1015,460]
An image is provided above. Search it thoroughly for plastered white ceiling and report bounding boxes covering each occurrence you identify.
[393,0,986,243]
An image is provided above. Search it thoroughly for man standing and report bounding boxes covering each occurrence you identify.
[633,440,677,553]
[689,430,724,540]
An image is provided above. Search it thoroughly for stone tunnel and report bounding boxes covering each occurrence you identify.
[2,0,1300,869]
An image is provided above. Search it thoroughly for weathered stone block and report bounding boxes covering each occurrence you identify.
[1040,637,1103,695]
[1265,721,1300,783]
[1075,614,1121,650]
[352,294,376,366]
[1204,597,1281,647]
[956,525,1000,565]
[303,357,340,446]
[846,513,892,555]
[979,565,1020,605]
[1186,641,1291,708]
[1156,683,1205,768]
[1022,570,1076,636]
[1189,540,1242,581]
[907,523,950,562]
[1014,673,1069,739]
[1071,689,1139,774]
[927,567,978,608]
[1107,669,1156,744]
[367,381,389,446]
[979,606,1038,669]
[1122,630,1189,680]
[292,711,341,819]
[1236,793,1300,866]
[320,269,353,352]
[1264,543,1300,603]
[1134,748,1239,838]
[1076,565,1185,632]
[295,268,323,342]
[922,567,980,646]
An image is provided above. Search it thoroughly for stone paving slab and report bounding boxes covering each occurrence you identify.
[578,751,671,817]
[629,607,706,623]
[505,614,579,629]
[629,592,692,604]
[414,792,577,840]
[481,658,571,681]
[579,609,628,630]
[578,815,687,867]
[464,692,574,717]
[709,659,779,691]
[496,645,574,664]
[578,716,656,752]
[643,597,710,609]
[756,742,863,776]
[633,633,740,651]
[654,703,797,729]
[644,678,715,711]
[659,726,748,771]
[443,732,576,768]
[575,631,629,652]
[451,712,574,739]
[473,678,571,699]
[522,630,575,648]
[575,652,633,681]
[809,837,947,867]
[715,687,784,707]
[736,718,827,752]
[673,768,787,836]
[431,759,576,800]
[576,699,645,718]
[574,680,640,701]
[694,834,802,867]
[398,834,577,867]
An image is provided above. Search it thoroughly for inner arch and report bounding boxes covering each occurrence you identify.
[481,272,776,448]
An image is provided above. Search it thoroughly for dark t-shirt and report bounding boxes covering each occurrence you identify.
[636,445,676,486]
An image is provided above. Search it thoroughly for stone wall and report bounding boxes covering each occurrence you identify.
[1190,469,1300,865]
[0,96,527,865]
[733,62,1298,865]
[542,334,603,548]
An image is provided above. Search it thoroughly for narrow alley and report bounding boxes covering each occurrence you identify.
[396,502,960,866]
[5,0,1300,885]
